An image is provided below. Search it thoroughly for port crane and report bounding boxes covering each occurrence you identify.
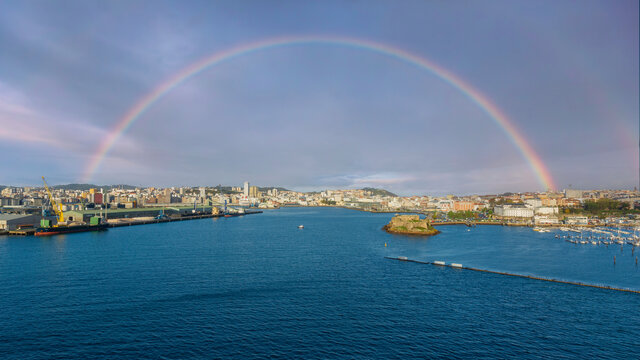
[42,176,64,224]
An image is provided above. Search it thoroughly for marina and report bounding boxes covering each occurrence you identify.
[551,226,640,247]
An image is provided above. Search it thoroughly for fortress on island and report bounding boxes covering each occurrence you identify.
[383,214,440,236]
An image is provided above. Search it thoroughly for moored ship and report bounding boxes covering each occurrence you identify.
[35,223,108,236]
[37,176,109,236]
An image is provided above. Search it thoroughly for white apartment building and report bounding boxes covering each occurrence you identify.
[524,199,542,208]
[494,204,534,218]
[534,206,559,215]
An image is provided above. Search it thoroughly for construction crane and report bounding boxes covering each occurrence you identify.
[42,176,64,224]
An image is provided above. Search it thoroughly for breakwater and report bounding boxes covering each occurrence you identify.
[385,256,640,294]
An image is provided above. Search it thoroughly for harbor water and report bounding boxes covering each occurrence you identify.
[0,207,638,358]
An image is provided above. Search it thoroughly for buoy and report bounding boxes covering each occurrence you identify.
[614,255,616,265]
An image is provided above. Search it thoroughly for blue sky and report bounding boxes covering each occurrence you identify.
[0,0,637,195]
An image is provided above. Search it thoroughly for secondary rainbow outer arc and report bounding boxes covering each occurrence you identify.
[83,36,556,190]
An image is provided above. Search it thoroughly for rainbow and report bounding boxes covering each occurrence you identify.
[83,35,556,190]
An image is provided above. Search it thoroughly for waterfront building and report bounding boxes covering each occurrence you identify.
[494,204,534,218]
[0,214,41,231]
[244,182,249,197]
[534,215,560,225]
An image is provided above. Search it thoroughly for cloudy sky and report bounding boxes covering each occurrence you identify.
[0,0,637,195]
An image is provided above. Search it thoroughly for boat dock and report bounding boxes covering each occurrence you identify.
[385,256,640,294]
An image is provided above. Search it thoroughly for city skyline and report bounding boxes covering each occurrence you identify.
[0,1,638,195]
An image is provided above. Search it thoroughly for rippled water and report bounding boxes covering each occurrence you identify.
[0,207,638,359]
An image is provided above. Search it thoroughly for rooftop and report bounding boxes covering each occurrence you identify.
[0,214,36,221]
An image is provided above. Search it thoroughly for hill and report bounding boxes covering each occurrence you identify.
[51,184,137,191]
[361,187,397,197]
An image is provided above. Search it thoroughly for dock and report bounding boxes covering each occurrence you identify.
[0,210,263,235]
[107,210,262,228]
[8,228,35,236]
[385,257,640,294]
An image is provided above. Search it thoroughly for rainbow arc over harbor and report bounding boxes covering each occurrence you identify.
[83,35,556,190]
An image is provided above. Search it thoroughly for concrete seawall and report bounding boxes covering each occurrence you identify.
[107,211,262,228]
[385,257,640,294]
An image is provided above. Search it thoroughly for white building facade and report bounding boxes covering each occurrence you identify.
[494,204,534,218]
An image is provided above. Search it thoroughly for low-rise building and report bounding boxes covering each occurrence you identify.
[494,204,534,218]
[0,214,41,231]
[534,215,560,225]
[453,201,474,211]
[535,206,559,215]
[565,216,589,225]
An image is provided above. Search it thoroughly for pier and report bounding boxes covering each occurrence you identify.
[106,210,261,228]
[0,210,263,235]
[8,228,36,236]
[385,257,640,294]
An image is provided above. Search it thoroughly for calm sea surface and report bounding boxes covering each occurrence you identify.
[0,207,638,359]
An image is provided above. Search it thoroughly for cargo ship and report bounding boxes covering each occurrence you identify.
[35,213,108,237]
[35,223,108,236]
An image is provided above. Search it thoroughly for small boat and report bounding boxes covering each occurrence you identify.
[298,225,304,229]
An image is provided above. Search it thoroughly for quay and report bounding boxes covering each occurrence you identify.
[385,256,640,294]
[106,210,261,228]
[0,210,262,235]
[8,228,36,236]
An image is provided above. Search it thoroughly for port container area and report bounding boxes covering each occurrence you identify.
[64,206,217,223]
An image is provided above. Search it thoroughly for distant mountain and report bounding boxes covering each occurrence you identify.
[257,186,290,192]
[361,187,397,197]
[51,184,137,191]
